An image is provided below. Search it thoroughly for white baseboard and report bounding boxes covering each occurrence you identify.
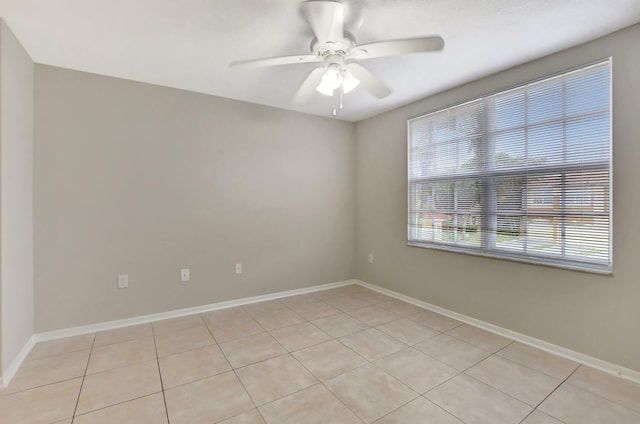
[1,335,36,388]
[0,279,353,387]
[354,279,640,385]
[7,277,638,388]
[33,279,355,343]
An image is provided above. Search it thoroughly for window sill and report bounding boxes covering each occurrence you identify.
[407,241,613,276]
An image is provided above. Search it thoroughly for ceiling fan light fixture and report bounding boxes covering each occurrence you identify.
[316,65,342,96]
[341,69,360,93]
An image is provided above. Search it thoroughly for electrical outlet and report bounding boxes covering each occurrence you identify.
[235,263,242,274]
[368,253,374,264]
[181,268,190,282]
[118,274,128,289]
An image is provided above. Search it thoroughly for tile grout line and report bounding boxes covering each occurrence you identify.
[294,314,424,424]
[492,344,581,382]
[151,325,172,424]
[290,303,377,412]
[80,336,158,377]
[444,326,515,354]
[20,346,93,364]
[291,345,368,423]
[0,349,92,398]
[552,365,640,418]
[15,288,637,423]
[516,366,579,424]
[225,300,370,422]
[200,311,264,422]
[70,332,97,423]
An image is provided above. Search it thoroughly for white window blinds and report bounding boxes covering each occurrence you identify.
[408,59,611,273]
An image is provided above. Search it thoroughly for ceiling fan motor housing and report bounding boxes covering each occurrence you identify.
[310,31,355,64]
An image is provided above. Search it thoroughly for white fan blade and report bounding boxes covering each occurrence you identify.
[350,36,444,60]
[345,62,391,98]
[292,67,326,103]
[301,0,344,43]
[230,54,320,68]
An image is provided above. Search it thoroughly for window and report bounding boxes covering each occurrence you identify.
[408,59,611,273]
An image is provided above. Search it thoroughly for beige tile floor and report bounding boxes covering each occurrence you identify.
[1,284,640,423]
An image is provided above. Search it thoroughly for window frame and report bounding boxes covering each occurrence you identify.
[407,58,613,274]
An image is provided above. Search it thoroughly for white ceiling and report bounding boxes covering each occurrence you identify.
[1,0,639,122]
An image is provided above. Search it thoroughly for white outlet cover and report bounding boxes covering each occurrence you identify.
[118,274,128,288]
[368,254,374,264]
[235,263,242,274]
[181,268,190,281]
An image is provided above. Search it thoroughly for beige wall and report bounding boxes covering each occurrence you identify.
[355,24,640,372]
[34,66,355,332]
[0,20,34,374]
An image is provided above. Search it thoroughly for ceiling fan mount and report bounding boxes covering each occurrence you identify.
[309,31,355,60]
[230,0,444,106]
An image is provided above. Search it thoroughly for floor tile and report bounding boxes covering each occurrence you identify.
[73,393,168,424]
[165,371,254,424]
[27,334,94,361]
[94,323,153,347]
[325,295,375,312]
[154,324,215,357]
[10,286,639,424]
[219,332,286,368]
[269,321,332,352]
[539,382,640,424]
[425,374,532,424]
[348,305,401,326]
[152,314,205,335]
[409,310,462,332]
[375,348,459,394]
[0,349,89,395]
[374,397,463,424]
[359,291,393,304]
[218,409,266,423]
[0,378,82,424]
[279,293,322,308]
[235,354,317,405]
[259,383,361,424]
[201,306,249,324]
[289,301,342,320]
[253,308,306,331]
[415,334,492,370]
[159,344,231,388]
[206,315,265,343]
[340,328,407,361]
[497,342,579,379]
[333,285,369,296]
[243,300,288,316]
[325,363,418,423]
[447,324,513,353]
[378,299,425,316]
[311,288,342,301]
[292,339,367,381]
[87,336,156,374]
[312,313,369,338]
[76,360,162,415]
[566,365,640,413]
[521,410,565,424]
[376,317,439,345]
[466,355,562,406]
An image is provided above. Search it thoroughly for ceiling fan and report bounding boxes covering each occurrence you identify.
[229,0,444,104]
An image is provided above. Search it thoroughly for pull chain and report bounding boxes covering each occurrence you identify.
[331,85,344,117]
